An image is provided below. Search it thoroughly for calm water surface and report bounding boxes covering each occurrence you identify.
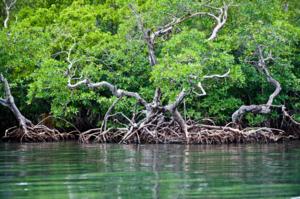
[0,142,300,199]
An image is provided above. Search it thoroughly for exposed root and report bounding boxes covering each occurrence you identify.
[2,124,76,142]
[0,74,78,142]
[78,119,298,144]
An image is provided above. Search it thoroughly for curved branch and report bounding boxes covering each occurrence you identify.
[0,74,32,133]
[0,98,8,106]
[193,82,207,97]
[232,46,282,124]
[151,2,231,42]
[2,0,17,28]
[203,69,230,79]
[101,97,122,132]
[207,3,229,41]
[68,79,149,108]
[191,69,230,97]
[64,42,151,112]
[130,3,231,65]
[256,47,282,107]
[164,89,189,140]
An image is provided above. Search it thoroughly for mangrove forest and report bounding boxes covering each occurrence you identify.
[0,0,299,144]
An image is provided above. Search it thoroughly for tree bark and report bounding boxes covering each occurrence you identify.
[232,46,282,124]
[164,89,189,141]
[130,3,231,66]
[206,3,229,41]
[0,74,32,133]
[2,0,16,29]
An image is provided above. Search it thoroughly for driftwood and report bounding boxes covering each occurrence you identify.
[0,74,74,142]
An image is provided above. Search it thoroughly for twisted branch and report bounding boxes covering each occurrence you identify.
[232,45,282,124]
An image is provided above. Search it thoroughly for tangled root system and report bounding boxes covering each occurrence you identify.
[78,120,298,144]
[2,124,76,142]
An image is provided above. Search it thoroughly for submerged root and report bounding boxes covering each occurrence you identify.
[2,124,76,142]
[78,120,298,144]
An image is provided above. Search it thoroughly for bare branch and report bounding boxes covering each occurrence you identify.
[203,69,230,79]
[0,74,32,133]
[165,89,188,111]
[130,2,231,65]
[191,69,230,97]
[207,3,229,41]
[68,79,149,107]
[255,46,281,107]
[193,82,207,97]
[2,0,17,28]
[0,98,8,106]
[101,97,122,132]
[64,43,150,109]
[232,45,282,124]
[164,89,189,140]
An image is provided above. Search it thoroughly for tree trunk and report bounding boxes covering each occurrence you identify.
[232,46,282,125]
[0,74,32,132]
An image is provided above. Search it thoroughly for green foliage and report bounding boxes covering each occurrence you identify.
[0,0,299,129]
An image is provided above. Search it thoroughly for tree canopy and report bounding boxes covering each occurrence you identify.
[0,0,299,136]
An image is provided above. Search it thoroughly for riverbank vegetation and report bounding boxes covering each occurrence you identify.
[0,0,299,143]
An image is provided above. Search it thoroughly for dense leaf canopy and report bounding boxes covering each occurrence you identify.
[0,0,299,132]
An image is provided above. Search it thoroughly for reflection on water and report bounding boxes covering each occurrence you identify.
[0,142,300,199]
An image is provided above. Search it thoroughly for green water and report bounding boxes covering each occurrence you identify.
[0,142,300,199]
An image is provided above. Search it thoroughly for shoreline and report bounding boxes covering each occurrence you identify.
[2,123,299,144]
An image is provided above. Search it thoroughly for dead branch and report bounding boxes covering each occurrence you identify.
[203,69,231,79]
[68,78,150,110]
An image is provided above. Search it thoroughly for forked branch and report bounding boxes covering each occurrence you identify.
[190,69,230,97]
[65,44,149,109]
[206,2,229,41]
[130,2,231,66]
